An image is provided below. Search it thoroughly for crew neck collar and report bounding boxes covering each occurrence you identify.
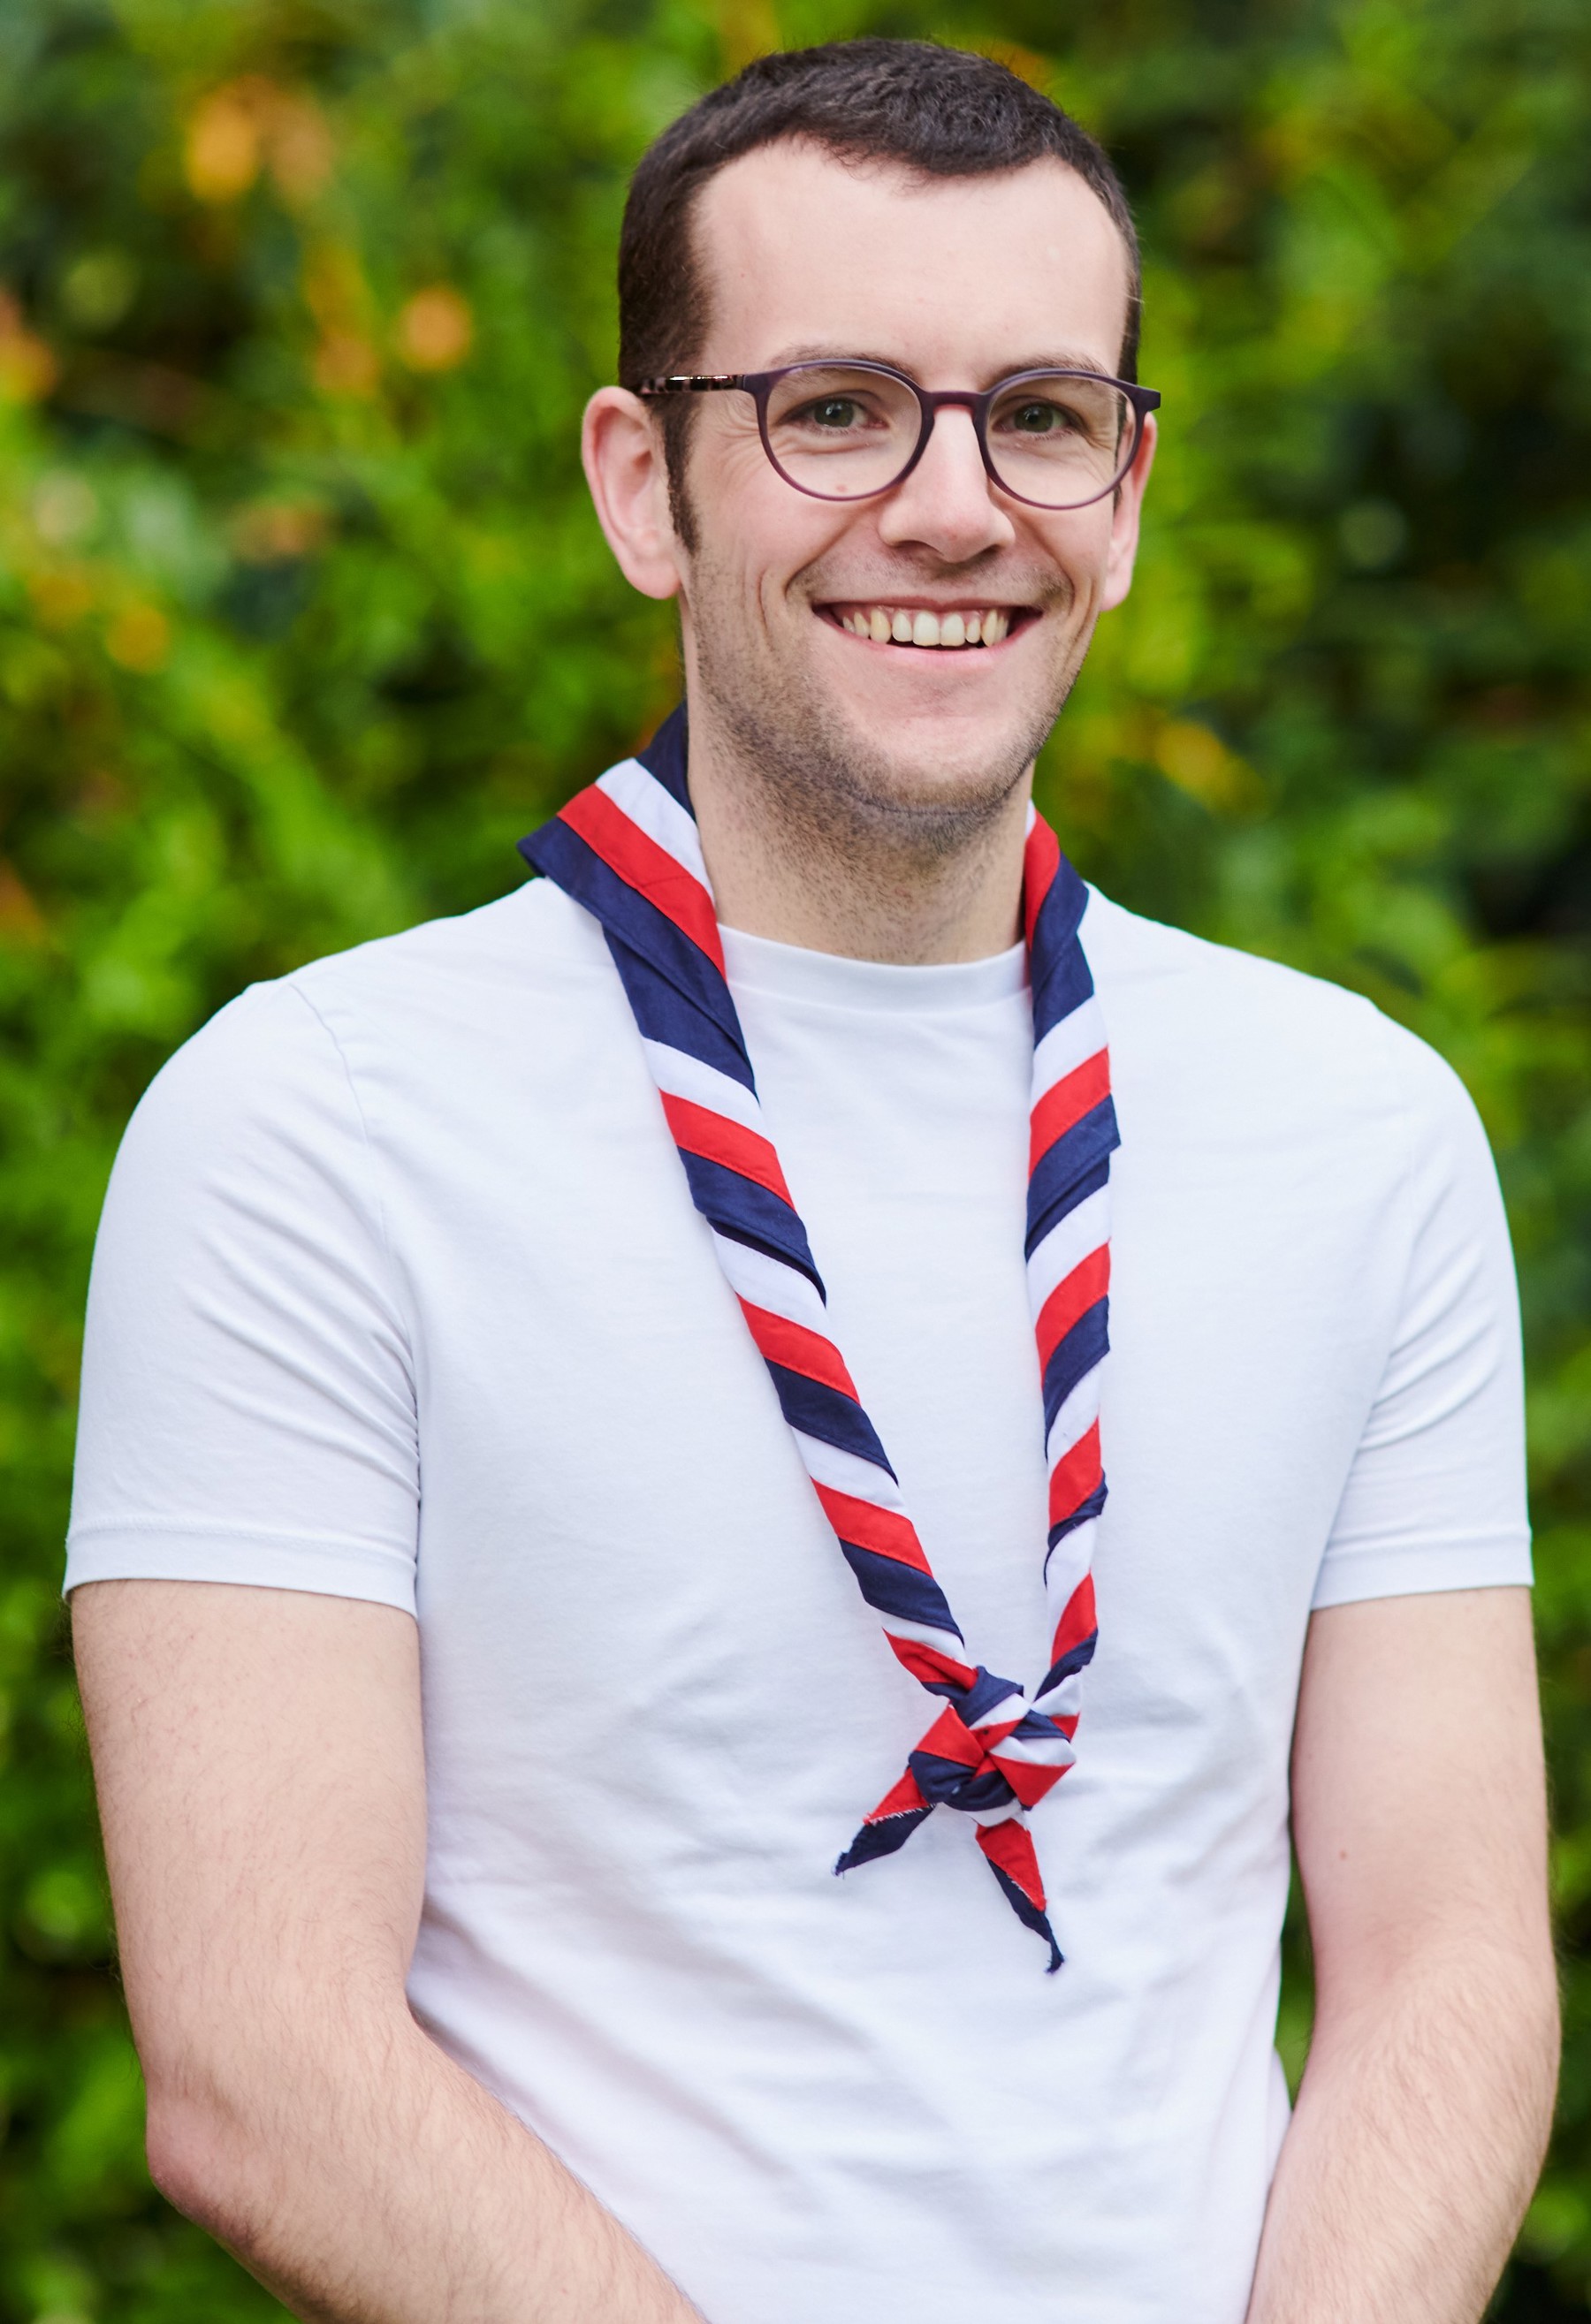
[719,923,1029,1014]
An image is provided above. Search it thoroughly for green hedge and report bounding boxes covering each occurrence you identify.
[1,0,1587,2315]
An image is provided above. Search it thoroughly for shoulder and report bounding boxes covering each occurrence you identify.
[113,880,612,1209]
[285,875,606,1039]
[1082,888,1473,1122]
[1082,887,1379,1047]
[142,878,601,1106]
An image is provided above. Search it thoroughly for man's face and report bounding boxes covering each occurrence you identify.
[653,141,1152,831]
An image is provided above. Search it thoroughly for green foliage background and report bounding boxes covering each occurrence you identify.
[0,0,1587,2315]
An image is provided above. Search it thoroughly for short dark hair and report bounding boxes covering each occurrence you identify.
[617,39,1142,530]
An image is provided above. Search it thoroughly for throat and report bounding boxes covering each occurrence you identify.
[683,706,1030,966]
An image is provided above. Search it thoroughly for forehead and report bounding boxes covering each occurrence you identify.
[689,140,1132,381]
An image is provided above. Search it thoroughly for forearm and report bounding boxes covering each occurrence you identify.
[148,1997,702,2324]
[1245,1944,1557,2324]
[75,1585,695,2324]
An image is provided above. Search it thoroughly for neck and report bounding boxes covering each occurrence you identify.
[681,698,1031,967]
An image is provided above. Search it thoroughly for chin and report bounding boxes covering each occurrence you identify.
[854,723,1033,806]
[810,623,1072,791]
[822,677,1056,808]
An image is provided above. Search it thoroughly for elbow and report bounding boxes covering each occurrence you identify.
[145,2082,270,2248]
[1523,1948,1564,2161]
[1497,1909,1564,2168]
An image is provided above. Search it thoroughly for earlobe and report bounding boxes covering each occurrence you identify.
[582,388,685,602]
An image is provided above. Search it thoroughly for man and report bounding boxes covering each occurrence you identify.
[68,39,1556,2324]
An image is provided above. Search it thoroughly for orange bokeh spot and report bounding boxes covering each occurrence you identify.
[186,79,334,209]
[395,286,474,374]
[0,290,57,403]
[186,84,264,202]
[314,330,381,398]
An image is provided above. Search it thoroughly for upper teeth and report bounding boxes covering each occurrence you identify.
[838,606,1011,648]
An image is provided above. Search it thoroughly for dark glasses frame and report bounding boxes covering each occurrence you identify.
[636,359,1161,512]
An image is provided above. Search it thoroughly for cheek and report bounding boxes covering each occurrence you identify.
[1032,511,1115,601]
[690,460,871,620]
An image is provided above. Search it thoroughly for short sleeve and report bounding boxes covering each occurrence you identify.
[1312,1034,1531,1610]
[65,979,419,1612]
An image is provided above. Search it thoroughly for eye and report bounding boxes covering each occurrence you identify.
[804,397,864,429]
[1009,399,1071,435]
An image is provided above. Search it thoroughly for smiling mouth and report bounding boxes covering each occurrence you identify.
[822,603,1031,649]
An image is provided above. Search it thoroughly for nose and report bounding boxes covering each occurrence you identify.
[876,399,1016,563]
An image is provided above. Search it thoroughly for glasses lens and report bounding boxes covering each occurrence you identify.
[764,365,920,498]
[985,374,1135,508]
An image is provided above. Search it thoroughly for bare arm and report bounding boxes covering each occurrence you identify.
[73,1579,703,2324]
[1246,1586,1558,2323]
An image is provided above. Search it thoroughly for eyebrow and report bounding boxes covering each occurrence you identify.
[761,345,1116,384]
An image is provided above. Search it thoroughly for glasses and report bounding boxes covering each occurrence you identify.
[637,359,1160,513]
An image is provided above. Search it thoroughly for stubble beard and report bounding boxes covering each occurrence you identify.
[685,549,1083,875]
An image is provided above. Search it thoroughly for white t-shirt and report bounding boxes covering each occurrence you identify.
[66,877,1530,2324]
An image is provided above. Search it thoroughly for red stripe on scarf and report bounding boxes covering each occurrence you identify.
[560,786,725,968]
[737,1302,860,1400]
[915,1705,984,1770]
[1035,1245,1110,1373]
[660,1094,793,1204]
[1024,816,1061,951]
[977,1818,1047,1910]
[864,1768,930,1823]
[1048,1421,1103,1530]
[990,1747,1070,1811]
[1029,1049,1111,1174]
[1050,1573,1097,1667]
[815,1485,933,1572]
[887,1635,979,1690]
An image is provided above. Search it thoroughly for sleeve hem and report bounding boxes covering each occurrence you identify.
[63,1524,416,1614]
[1311,1533,1533,1612]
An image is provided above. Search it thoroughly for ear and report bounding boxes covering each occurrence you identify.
[582,387,685,602]
[1099,412,1156,614]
